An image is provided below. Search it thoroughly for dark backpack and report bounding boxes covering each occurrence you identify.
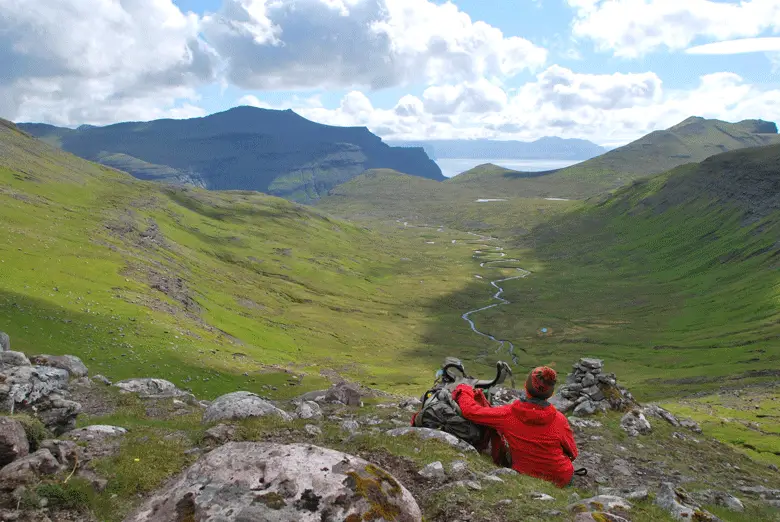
[412,358,512,449]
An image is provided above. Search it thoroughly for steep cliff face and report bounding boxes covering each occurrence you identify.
[18,107,443,202]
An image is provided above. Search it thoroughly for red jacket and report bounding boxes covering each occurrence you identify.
[453,384,578,487]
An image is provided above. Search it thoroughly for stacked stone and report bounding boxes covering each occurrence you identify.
[553,358,636,416]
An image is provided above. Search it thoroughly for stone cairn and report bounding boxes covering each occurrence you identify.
[552,357,637,416]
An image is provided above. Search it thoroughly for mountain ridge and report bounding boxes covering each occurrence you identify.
[17,106,444,202]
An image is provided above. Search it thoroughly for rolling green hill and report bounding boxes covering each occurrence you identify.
[17,107,443,203]
[447,117,780,198]
[0,119,500,399]
[318,168,581,236]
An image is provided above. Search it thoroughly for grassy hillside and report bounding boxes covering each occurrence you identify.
[448,117,780,199]
[318,168,581,237]
[0,120,509,399]
[430,144,779,400]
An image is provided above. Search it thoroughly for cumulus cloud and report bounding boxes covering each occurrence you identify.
[284,68,780,145]
[201,0,547,91]
[0,0,217,125]
[422,79,508,115]
[568,0,780,58]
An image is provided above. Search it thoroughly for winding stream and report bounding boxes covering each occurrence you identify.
[399,222,530,365]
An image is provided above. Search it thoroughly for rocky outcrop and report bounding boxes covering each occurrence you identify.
[656,483,721,521]
[0,351,29,367]
[643,404,703,433]
[0,332,9,352]
[552,358,637,416]
[202,391,292,424]
[125,442,423,522]
[295,401,323,420]
[67,425,127,442]
[29,355,88,378]
[0,418,29,467]
[0,449,61,490]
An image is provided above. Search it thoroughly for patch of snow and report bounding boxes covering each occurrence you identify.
[475,198,507,202]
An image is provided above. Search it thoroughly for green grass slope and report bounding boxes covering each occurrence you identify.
[318,168,581,236]
[0,121,504,399]
[449,117,780,199]
[434,143,779,397]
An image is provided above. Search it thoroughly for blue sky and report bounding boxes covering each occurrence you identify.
[2,0,780,145]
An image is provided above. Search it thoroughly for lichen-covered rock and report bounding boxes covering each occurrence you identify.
[0,417,29,467]
[125,442,422,522]
[385,427,476,453]
[202,391,292,424]
[29,355,88,378]
[92,374,112,385]
[297,389,328,403]
[0,332,9,352]
[114,378,189,399]
[656,483,721,521]
[620,410,652,437]
[680,418,702,433]
[0,366,70,406]
[340,419,360,435]
[324,382,362,406]
[573,400,597,416]
[573,513,630,522]
[0,449,61,490]
[0,351,30,367]
[295,401,323,420]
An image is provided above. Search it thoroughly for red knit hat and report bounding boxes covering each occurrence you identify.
[525,366,557,399]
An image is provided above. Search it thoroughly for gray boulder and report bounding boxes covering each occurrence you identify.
[202,424,237,446]
[324,382,362,406]
[304,424,322,436]
[680,418,702,433]
[419,461,447,481]
[29,354,88,378]
[0,331,9,352]
[203,391,291,424]
[115,378,189,399]
[569,495,632,513]
[125,442,422,522]
[656,483,721,521]
[92,374,112,385]
[39,439,80,467]
[570,418,602,429]
[35,394,82,434]
[0,449,61,490]
[385,427,476,453]
[0,351,30,367]
[297,389,328,403]
[620,410,652,437]
[340,419,361,435]
[295,401,323,421]
[643,404,680,427]
[549,393,575,413]
[0,417,29,467]
[68,425,127,442]
[573,400,598,416]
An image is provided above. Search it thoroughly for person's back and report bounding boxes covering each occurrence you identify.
[453,366,578,487]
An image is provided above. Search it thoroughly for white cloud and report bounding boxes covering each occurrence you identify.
[422,79,508,115]
[283,68,780,145]
[201,0,547,91]
[0,0,217,125]
[568,0,780,58]
[686,36,780,54]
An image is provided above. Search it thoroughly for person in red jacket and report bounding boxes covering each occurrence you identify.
[453,366,578,487]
